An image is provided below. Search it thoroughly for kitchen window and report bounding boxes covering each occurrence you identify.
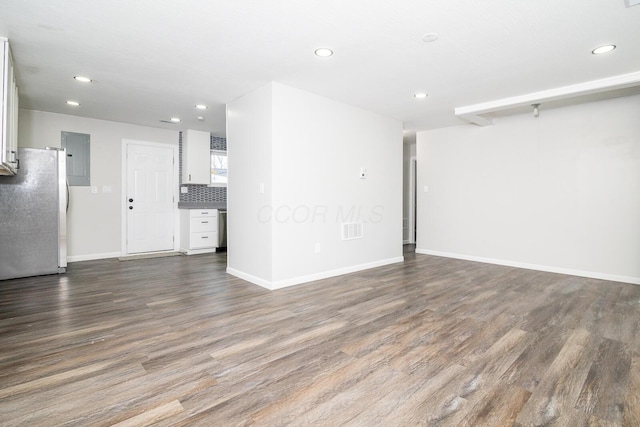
[210,150,227,186]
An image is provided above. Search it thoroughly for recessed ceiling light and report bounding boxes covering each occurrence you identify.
[197,116,205,121]
[414,93,428,99]
[170,117,181,123]
[74,76,92,83]
[421,33,440,43]
[195,104,207,110]
[592,44,616,55]
[66,100,80,106]
[314,48,334,57]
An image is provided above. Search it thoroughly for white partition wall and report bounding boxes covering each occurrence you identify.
[226,84,274,284]
[227,82,403,289]
[416,94,640,284]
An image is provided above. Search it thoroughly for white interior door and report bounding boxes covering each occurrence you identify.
[126,143,174,254]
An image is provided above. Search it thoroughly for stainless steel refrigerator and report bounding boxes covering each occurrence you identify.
[0,147,67,280]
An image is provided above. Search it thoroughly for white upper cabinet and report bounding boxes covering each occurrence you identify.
[1,38,19,176]
[182,129,210,184]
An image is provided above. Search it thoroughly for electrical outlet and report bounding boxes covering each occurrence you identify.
[181,186,188,194]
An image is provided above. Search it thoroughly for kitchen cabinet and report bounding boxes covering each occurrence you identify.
[180,209,218,254]
[182,129,210,184]
[0,38,19,176]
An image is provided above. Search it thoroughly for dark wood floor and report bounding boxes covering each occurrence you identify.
[0,246,638,426]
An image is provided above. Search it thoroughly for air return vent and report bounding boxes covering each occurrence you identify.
[341,222,363,240]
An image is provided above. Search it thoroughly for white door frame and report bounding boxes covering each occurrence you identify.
[408,156,417,244]
[120,139,180,256]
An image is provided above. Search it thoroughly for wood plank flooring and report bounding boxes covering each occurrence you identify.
[0,246,638,426]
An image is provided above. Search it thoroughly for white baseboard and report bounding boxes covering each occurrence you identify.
[415,248,640,285]
[225,268,273,289]
[180,247,217,255]
[227,256,405,290]
[67,252,121,263]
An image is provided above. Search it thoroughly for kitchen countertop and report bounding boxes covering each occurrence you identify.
[178,202,227,210]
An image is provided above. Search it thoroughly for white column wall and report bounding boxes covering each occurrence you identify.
[270,83,403,286]
[226,84,274,284]
[227,82,404,289]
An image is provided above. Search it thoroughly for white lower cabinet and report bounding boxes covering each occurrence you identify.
[180,209,218,254]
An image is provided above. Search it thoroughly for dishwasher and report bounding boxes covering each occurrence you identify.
[218,209,227,249]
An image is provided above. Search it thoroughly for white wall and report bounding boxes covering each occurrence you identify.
[227,82,404,289]
[226,84,274,282]
[416,94,640,284]
[19,109,178,260]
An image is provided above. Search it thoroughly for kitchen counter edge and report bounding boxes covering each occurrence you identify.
[178,203,227,210]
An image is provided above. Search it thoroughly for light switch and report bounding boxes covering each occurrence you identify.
[102,185,112,193]
[359,168,367,179]
[259,183,265,194]
[423,185,429,192]
[91,186,98,194]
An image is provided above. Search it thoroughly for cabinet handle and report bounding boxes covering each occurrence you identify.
[201,221,208,224]
[189,174,192,181]
[201,236,209,239]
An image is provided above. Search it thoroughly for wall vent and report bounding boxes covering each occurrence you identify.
[342,222,363,240]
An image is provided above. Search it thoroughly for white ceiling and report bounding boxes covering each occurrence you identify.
[1,0,639,137]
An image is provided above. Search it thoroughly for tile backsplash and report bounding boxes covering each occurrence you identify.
[179,132,227,203]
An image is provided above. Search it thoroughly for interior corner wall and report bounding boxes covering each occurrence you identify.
[18,109,179,260]
[226,84,274,285]
[416,94,640,284]
[270,82,403,286]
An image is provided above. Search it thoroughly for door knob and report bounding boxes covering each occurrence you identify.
[129,206,133,210]
[129,198,133,203]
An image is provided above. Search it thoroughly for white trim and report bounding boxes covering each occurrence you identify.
[67,252,121,263]
[408,157,417,244]
[121,139,180,256]
[225,268,273,289]
[415,248,640,286]
[227,256,405,290]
